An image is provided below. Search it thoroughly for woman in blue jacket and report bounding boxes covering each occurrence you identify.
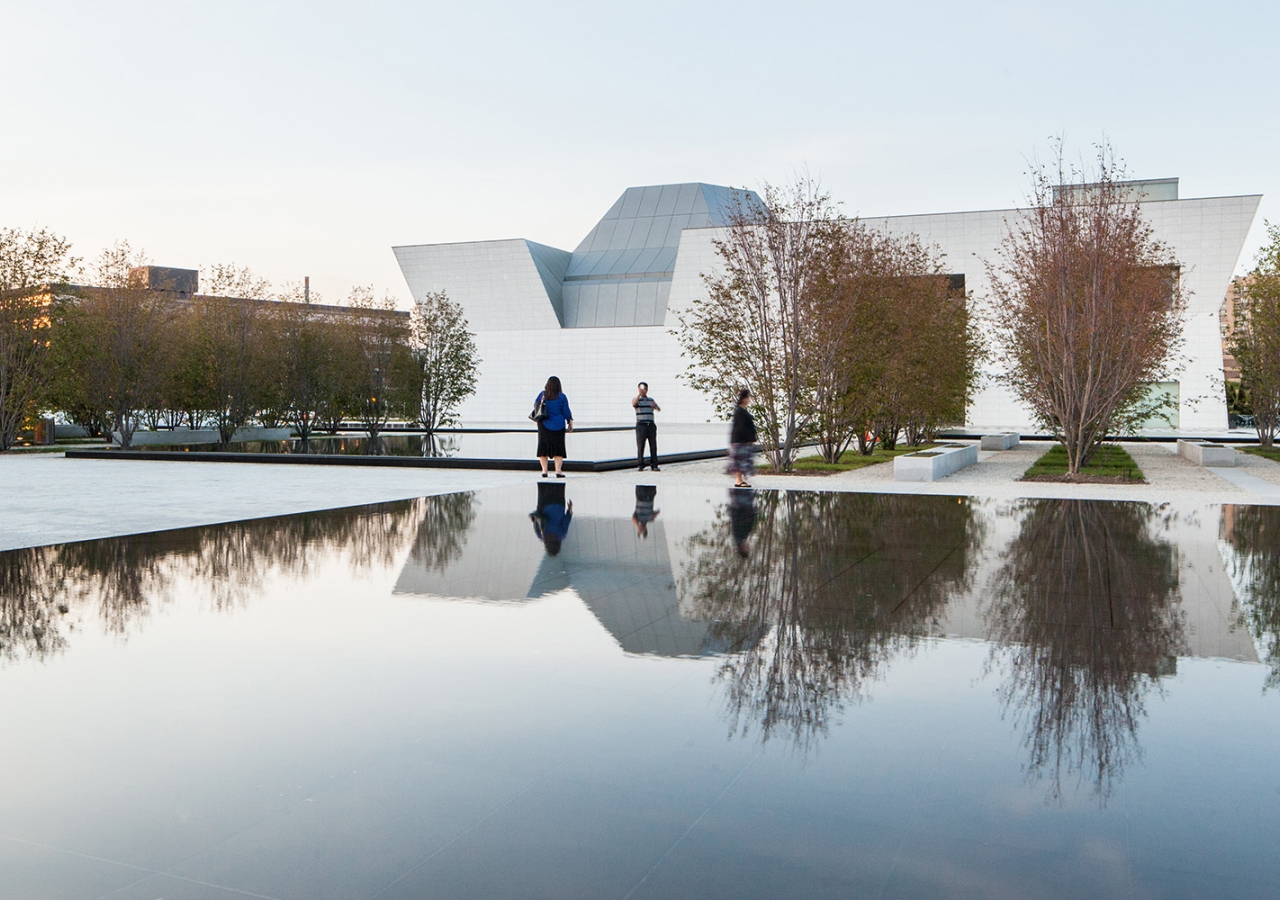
[535,375,574,478]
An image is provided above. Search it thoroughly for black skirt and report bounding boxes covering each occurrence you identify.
[537,424,567,458]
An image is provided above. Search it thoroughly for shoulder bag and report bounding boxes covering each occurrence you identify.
[529,395,548,423]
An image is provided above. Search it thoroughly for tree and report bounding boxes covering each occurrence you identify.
[0,227,78,450]
[190,295,271,445]
[396,290,480,433]
[678,178,837,471]
[806,221,896,461]
[156,304,212,430]
[345,286,408,447]
[200,262,272,301]
[273,300,339,446]
[988,142,1185,475]
[58,242,176,449]
[1229,222,1280,446]
[808,224,981,460]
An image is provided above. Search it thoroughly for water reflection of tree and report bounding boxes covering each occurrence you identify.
[681,491,983,750]
[407,492,477,571]
[0,491,477,664]
[987,499,1184,802]
[1220,504,1280,688]
[0,546,68,662]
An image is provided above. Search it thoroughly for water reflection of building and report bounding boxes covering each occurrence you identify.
[392,490,1262,666]
[393,488,734,657]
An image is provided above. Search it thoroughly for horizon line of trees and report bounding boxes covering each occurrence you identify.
[0,236,480,451]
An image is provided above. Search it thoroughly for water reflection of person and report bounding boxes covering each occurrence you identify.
[632,485,660,539]
[530,481,573,556]
[728,487,757,558]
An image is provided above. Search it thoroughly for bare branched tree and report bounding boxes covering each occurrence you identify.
[678,178,837,471]
[988,141,1185,474]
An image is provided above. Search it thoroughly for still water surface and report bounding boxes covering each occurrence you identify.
[133,429,726,461]
[2,484,1278,898]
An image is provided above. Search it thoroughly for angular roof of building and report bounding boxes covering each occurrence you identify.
[566,182,758,281]
[392,181,761,330]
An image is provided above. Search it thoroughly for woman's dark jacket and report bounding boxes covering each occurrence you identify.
[730,406,758,444]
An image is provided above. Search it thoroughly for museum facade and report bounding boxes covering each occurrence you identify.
[393,180,1261,433]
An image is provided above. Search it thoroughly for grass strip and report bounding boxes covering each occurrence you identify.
[1024,443,1144,481]
[1242,446,1280,463]
[760,444,936,474]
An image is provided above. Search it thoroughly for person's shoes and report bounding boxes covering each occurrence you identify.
[556,473,566,478]
[650,466,661,472]
[541,473,548,478]
[638,465,646,471]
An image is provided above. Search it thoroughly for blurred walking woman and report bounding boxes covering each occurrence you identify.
[727,387,757,488]
[535,375,574,478]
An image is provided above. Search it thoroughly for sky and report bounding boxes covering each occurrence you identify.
[1,0,1275,306]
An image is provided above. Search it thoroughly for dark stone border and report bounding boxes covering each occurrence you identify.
[63,447,727,473]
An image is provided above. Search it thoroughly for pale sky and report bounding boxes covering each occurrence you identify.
[2,0,1275,306]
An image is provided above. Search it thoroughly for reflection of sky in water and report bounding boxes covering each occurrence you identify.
[1,485,1279,898]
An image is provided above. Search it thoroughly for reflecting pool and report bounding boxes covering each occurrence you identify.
[127,428,727,462]
[2,485,1278,899]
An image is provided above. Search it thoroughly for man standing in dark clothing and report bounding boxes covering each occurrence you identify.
[633,382,661,471]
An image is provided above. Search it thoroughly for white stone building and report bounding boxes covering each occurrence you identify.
[393,180,1261,433]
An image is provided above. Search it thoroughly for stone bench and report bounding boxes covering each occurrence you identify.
[1176,439,1237,467]
[979,433,1020,451]
[894,443,979,482]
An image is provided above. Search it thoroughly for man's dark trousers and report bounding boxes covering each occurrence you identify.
[636,422,658,469]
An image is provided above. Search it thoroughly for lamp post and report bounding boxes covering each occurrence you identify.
[370,366,384,453]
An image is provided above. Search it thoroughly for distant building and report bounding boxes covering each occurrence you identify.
[394,179,1261,433]
[40,265,407,325]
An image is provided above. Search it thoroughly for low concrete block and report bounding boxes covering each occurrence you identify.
[1177,439,1237,467]
[894,443,979,482]
[979,433,1020,451]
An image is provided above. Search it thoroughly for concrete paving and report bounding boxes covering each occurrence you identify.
[0,453,530,551]
[5,440,1280,551]
[595,440,1278,505]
